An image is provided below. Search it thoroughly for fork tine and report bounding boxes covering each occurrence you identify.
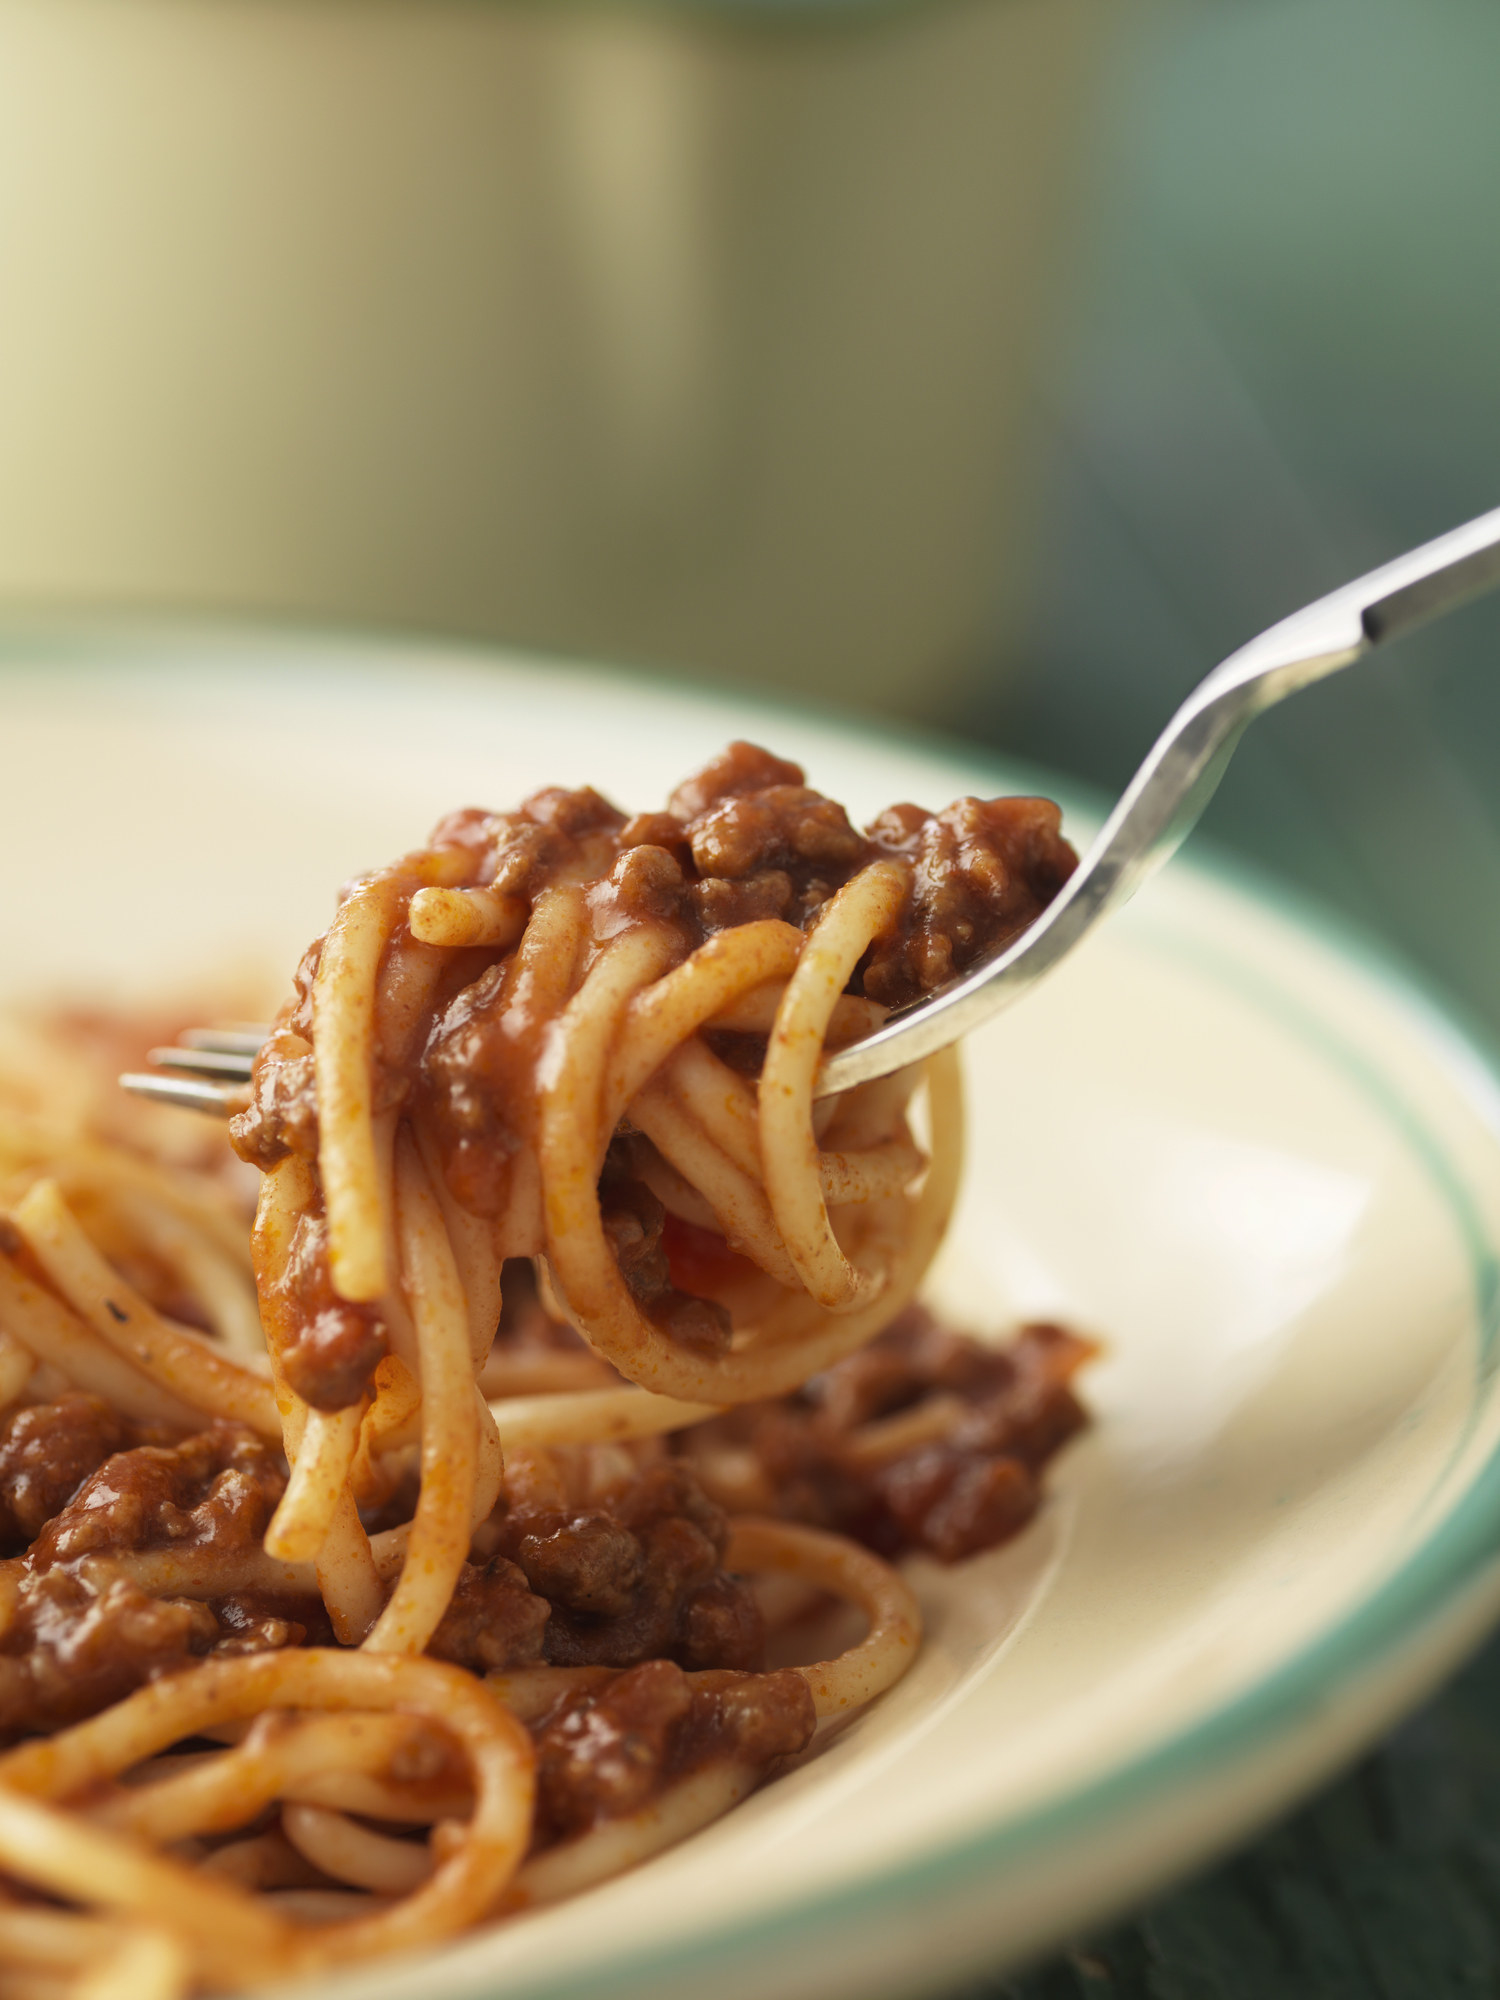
[119,1073,245,1118]
[178,1026,270,1056]
[148,1047,258,1081]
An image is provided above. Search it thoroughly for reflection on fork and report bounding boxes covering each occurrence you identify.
[121,1027,267,1118]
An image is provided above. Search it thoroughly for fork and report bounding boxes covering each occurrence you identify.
[122,1027,265,1116]
[124,501,1500,1118]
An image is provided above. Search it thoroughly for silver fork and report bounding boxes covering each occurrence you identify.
[125,501,1500,1117]
[821,500,1500,1093]
[122,1027,264,1116]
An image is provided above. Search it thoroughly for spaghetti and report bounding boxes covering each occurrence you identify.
[0,744,1085,1998]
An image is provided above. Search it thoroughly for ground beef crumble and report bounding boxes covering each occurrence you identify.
[0,1307,1088,1842]
[231,741,1077,1226]
[677,1307,1094,1563]
[264,1205,390,1414]
[227,945,321,1172]
[0,1394,127,1554]
[531,1658,814,1843]
[509,1462,762,1673]
[406,1458,815,1845]
[430,1460,763,1679]
[27,1421,286,1568]
[862,795,1077,1007]
[427,1555,551,1675]
[0,1417,311,1735]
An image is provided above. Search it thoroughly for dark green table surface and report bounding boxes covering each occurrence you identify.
[965,1624,1500,2000]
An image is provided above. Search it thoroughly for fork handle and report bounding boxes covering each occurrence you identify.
[1360,504,1500,645]
[815,501,1500,1097]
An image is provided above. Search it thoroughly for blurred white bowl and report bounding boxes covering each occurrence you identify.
[0,0,1106,712]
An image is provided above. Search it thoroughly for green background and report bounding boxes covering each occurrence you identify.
[978,0,1500,1053]
[960,3,1500,1991]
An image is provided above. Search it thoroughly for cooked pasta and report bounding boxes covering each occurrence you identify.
[0,743,1087,1997]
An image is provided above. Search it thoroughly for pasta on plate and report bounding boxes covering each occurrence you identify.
[0,744,1090,1998]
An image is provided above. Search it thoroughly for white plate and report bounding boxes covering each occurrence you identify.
[5,621,1500,2000]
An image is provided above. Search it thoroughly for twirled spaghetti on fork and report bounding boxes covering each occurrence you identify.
[0,742,1085,1997]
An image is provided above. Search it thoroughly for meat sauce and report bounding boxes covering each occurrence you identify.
[529,1661,813,1842]
[0,1396,817,1830]
[0,1411,303,1733]
[229,742,1077,1411]
[0,1298,1088,1834]
[676,1307,1094,1563]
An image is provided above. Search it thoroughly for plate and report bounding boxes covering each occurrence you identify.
[5,620,1500,2000]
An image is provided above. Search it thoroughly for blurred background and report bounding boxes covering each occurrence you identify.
[999,0,1500,1053]
[4,0,1498,1043]
[4,1,1500,1989]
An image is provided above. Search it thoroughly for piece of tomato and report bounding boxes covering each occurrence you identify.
[661,1213,761,1297]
